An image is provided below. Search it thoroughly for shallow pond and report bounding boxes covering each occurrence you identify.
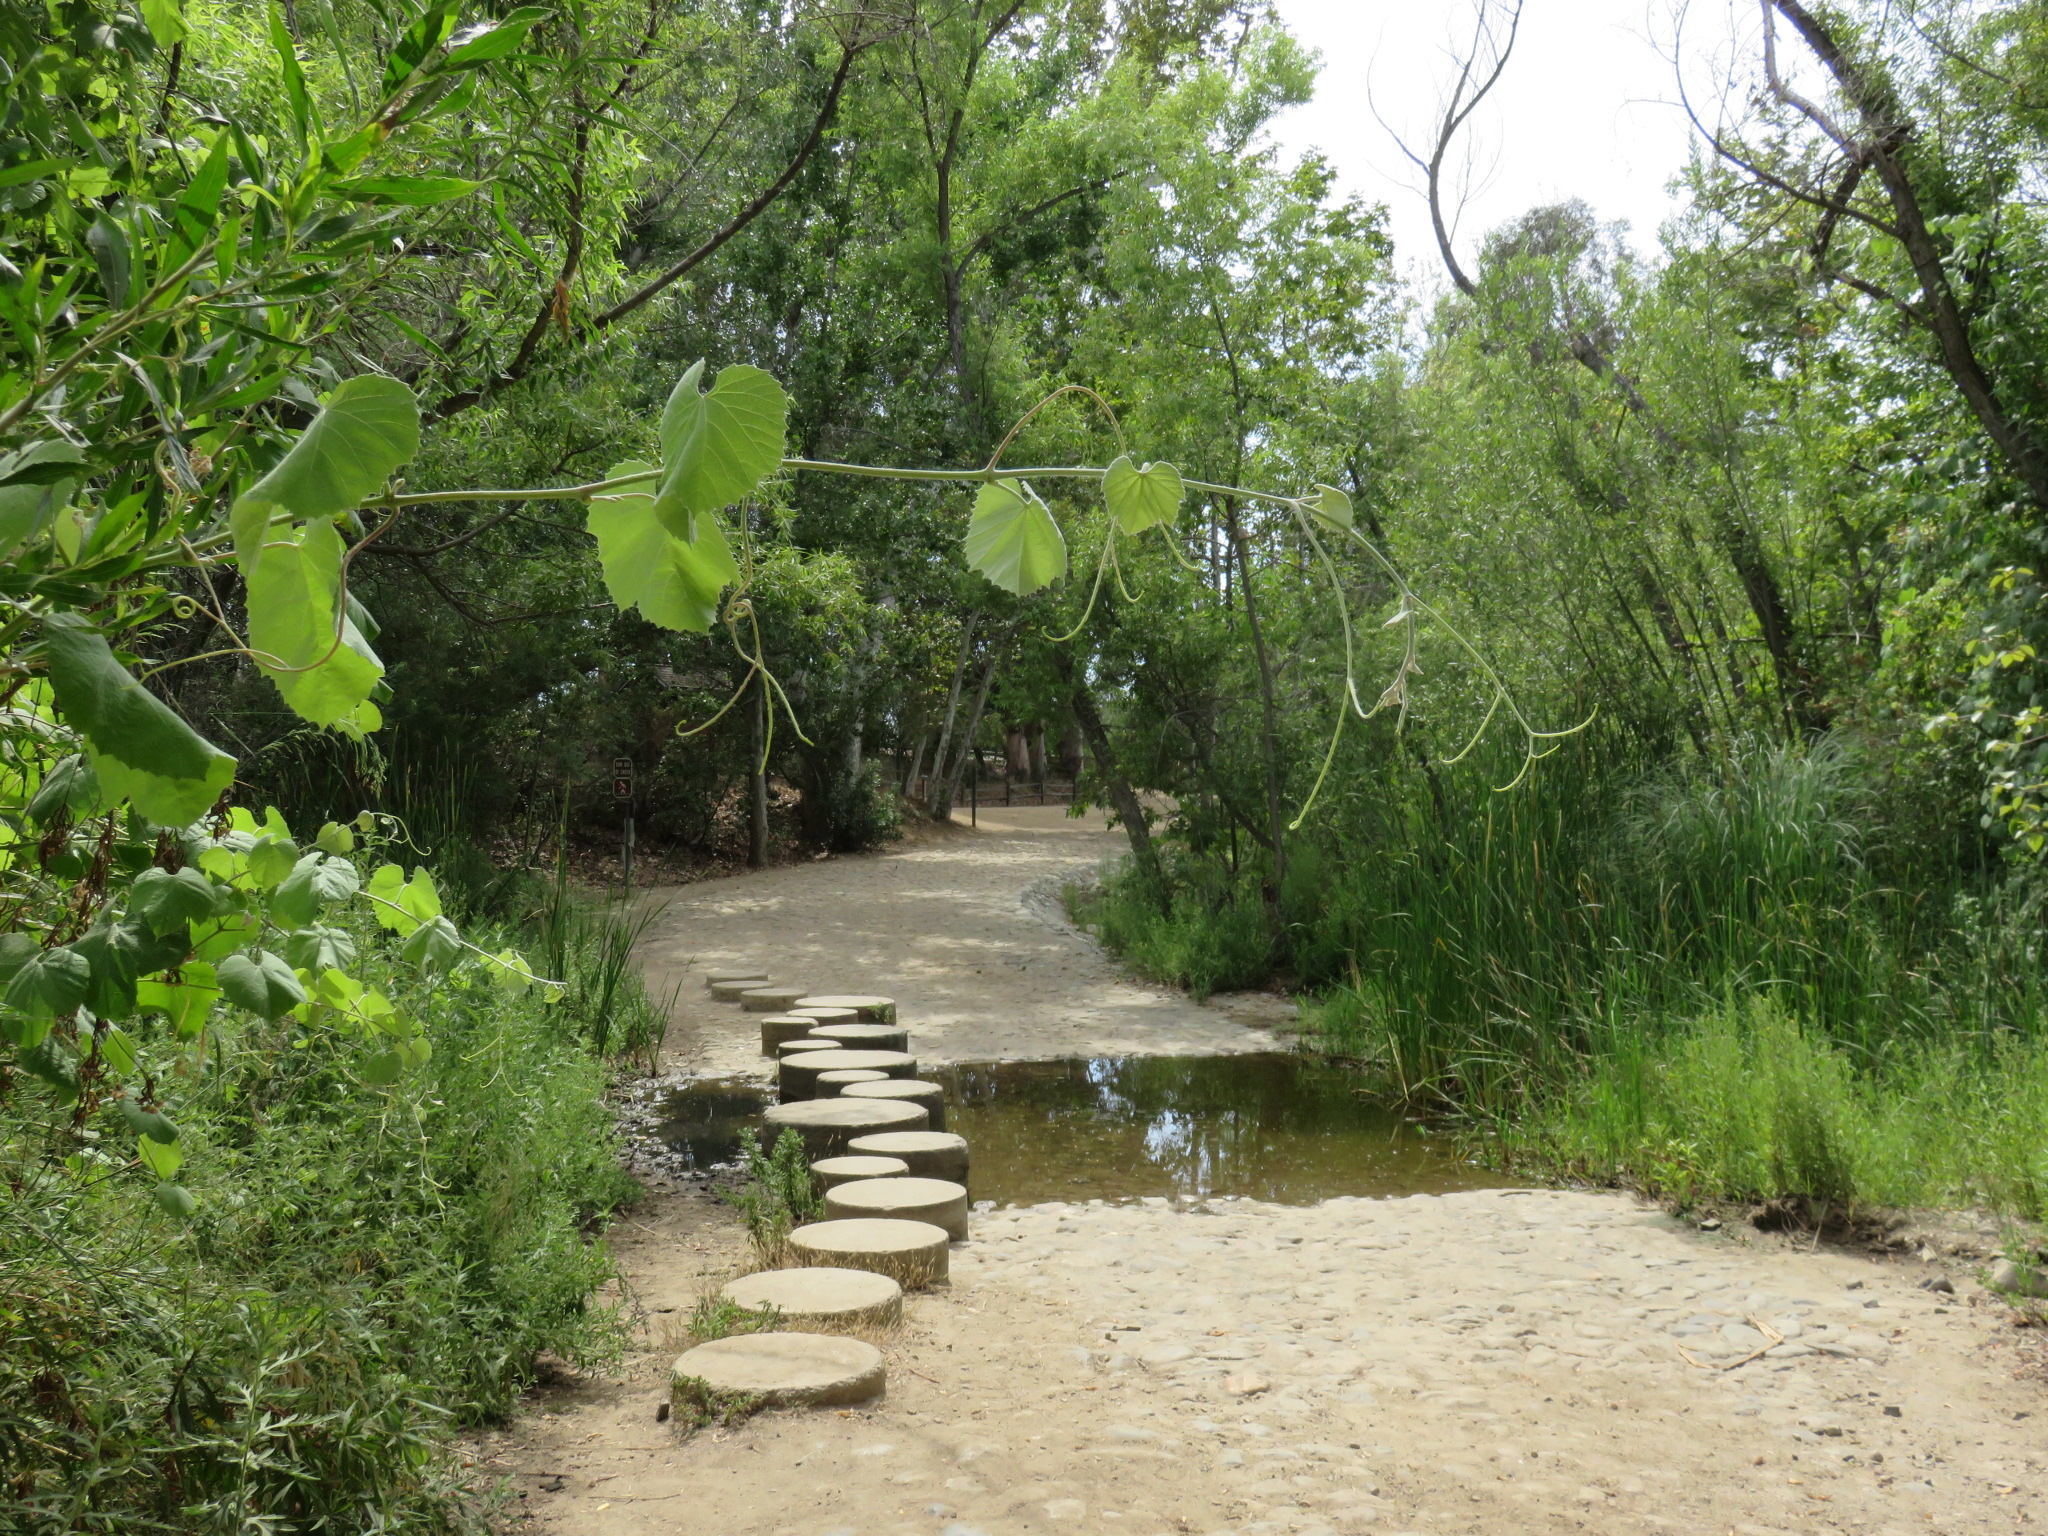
[655,1052,1517,1206]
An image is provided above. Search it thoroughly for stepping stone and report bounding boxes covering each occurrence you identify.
[762,1097,928,1158]
[740,985,809,1012]
[806,1022,909,1053]
[788,1217,949,1287]
[815,1068,889,1097]
[847,1130,969,1185]
[778,1048,918,1102]
[811,1154,909,1192]
[709,976,771,1001]
[759,1014,819,1053]
[776,1037,839,1059]
[794,994,896,1024]
[840,1079,947,1131]
[790,1006,859,1027]
[704,969,767,990]
[825,1175,969,1241]
[670,1332,885,1409]
[720,1266,903,1333]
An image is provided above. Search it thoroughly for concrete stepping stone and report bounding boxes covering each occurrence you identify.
[794,994,896,1023]
[704,968,767,990]
[776,1037,839,1059]
[790,1006,859,1027]
[846,1130,969,1185]
[815,1068,889,1096]
[762,1097,928,1158]
[759,1014,819,1053]
[805,1022,909,1053]
[670,1332,884,1409]
[778,1048,918,1102]
[788,1217,949,1287]
[825,1175,969,1241]
[709,976,771,1001]
[740,985,809,1012]
[811,1154,909,1192]
[840,1079,947,1131]
[720,1266,903,1332]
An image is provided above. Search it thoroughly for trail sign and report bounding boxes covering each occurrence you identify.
[612,756,634,802]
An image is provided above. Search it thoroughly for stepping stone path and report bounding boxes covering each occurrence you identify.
[809,1154,908,1191]
[719,1266,903,1332]
[778,1048,917,1101]
[805,1022,909,1052]
[825,1175,970,1240]
[702,968,766,989]
[788,1216,950,1287]
[840,1078,946,1130]
[847,1129,969,1184]
[774,1037,838,1059]
[814,1067,888,1096]
[756,1014,817,1052]
[789,1005,858,1027]
[669,1332,884,1409]
[793,993,896,1023]
[707,976,769,1001]
[739,985,808,1012]
[761,1097,926,1158]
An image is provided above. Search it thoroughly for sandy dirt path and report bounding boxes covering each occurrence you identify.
[483,813,2046,1536]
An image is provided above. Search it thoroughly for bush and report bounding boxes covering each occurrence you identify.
[1066,860,1272,1000]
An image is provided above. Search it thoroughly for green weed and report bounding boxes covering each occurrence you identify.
[725,1128,823,1259]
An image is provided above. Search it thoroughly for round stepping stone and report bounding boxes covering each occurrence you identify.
[846,1130,969,1185]
[670,1332,884,1409]
[815,1068,889,1097]
[762,1097,928,1158]
[825,1176,969,1241]
[709,976,771,1001]
[840,1079,947,1132]
[790,1006,859,1028]
[704,968,767,989]
[720,1266,903,1333]
[811,1154,909,1192]
[806,1022,909,1053]
[758,1014,818,1053]
[794,994,896,1024]
[776,1037,839,1059]
[788,1217,949,1287]
[740,985,809,1013]
[778,1048,918,1102]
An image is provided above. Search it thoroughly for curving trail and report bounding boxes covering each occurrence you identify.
[481,810,2045,1536]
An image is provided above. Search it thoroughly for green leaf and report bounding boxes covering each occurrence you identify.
[130,867,226,936]
[100,1028,137,1077]
[314,821,356,855]
[1102,455,1184,535]
[16,1036,79,1100]
[587,462,739,633]
[25,754,105,826]
[282,924,356,973]
[362,1049,403,1086]
[243,519,384,726]
[393,1035,431,1070]
[964,479,1067,595]
[217,951,305,1020]
[5,946,89,1019]
[271,852,362,929]
[442,6,550,67]
[231,377,420,558]
[43,615,234,827]
[400,915,462,975]
[141,0,187,49]
[86,213,132,310]
[246,834,299,890]
[269,5,311,144]
[136,1132,183,1178]
[135,966,219,1038]
[117,1098,179,1143]
[332,175,481,207]
[0,441,82,558]
[653,362,787,538]
[154,1182,197,1218]
[1306,484,1353,532]
[73,920,188,1019]
[0,934,37,985]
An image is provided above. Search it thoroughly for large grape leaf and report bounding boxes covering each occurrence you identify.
[964,479,1066,595]
[271,852,361,928]
[230,376,420,568]
[1305,483,1353,532]
[1102,455,1185,535]
[217,951,306,1020]
[587,461,740,632]
[652,362,787,539]
[43,615,234,827]
[244,519,385,726]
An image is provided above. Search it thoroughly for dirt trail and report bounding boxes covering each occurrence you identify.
[483,812,2047,1536]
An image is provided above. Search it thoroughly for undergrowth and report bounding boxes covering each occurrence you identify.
[725,1127,823,1260]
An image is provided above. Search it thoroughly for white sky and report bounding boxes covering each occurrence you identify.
[1268,0,1710,288]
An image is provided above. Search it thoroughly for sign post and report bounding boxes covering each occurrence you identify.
[612,756,635,892]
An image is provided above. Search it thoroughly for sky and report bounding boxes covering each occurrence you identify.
[1267,0,1714,289]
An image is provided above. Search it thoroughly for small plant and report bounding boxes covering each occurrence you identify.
[669,1374,767,1432]
[725,1128,823,1258]
[686,1293,783,1343]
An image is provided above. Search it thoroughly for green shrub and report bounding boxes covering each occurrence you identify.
[725,1128,822,1258]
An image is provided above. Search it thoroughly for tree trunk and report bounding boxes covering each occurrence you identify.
[1057,652,1163,894]
[939,632,1006,820]
[927,615,978,816]
[747,674,769,869]
[1225,509,1289,901]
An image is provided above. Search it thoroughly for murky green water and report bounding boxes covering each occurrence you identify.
[655,1052,1516,1205]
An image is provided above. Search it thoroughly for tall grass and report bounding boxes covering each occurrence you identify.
[1078,738,2048,1217]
